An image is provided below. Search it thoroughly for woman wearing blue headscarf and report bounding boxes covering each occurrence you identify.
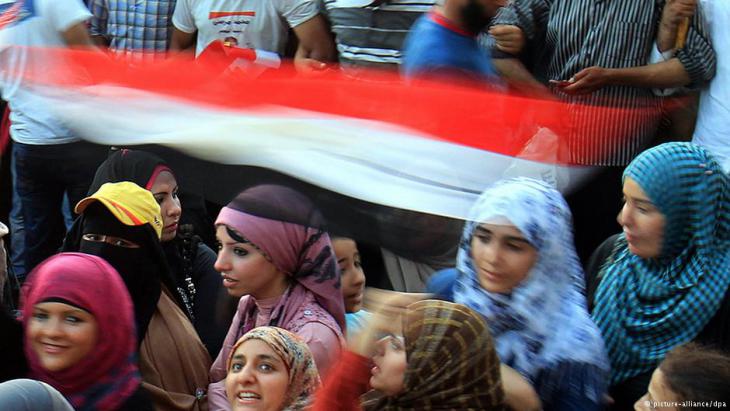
[438,177,610,411]
[587,142,730,410]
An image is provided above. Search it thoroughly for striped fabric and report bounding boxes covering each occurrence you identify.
[89,0,176,60]
[322,0,435,73]
[592,142,730,385]
[362,300,506,410]
[492,0,716,165]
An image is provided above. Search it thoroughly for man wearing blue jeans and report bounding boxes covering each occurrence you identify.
[1,0,107,275]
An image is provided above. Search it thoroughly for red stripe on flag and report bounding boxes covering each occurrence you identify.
[17,48,649,165]
[208,11,255,18]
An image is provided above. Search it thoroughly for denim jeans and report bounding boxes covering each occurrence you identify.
[12,141,106,273]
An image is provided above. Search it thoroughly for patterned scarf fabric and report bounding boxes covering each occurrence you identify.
[215,184,346,332]
[363,300,506,411]
[593,142,730,385]
[227,326,321,410]
[21,253,140,411]
[453,178,609,385]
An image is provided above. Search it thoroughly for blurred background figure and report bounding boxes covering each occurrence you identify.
[89,0,176,61]
[634,343,730,411]
[0,379,74,411]
[321,0,435,79]
[331,236,370,339]
[1,0,108,278]
[314,299,514,410]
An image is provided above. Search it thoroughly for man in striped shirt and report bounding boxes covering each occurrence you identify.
[491,0,715,166]
[321,0,436,78]
[488,0,715,266]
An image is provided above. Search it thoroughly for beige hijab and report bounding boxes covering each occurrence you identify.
[139,288,212,411]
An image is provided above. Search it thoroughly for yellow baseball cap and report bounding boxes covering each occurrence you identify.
[75,181,164,239]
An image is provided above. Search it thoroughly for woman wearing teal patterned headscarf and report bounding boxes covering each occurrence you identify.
[590,142,730,408]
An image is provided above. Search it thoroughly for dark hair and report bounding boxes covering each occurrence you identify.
[659,343,730,411]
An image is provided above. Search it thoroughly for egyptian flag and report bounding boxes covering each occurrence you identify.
[9,48,628,287]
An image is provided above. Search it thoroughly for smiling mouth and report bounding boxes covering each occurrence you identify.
[236,391,262,402]
[40,342,69,354]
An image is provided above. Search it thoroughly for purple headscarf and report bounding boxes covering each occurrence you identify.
[215,185,346,331]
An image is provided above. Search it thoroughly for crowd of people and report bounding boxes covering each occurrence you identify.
[1,0,730,410]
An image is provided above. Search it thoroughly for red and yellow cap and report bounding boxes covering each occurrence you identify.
[75,181,163,239]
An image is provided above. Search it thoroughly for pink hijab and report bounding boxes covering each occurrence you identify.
[21,253,139,411]
[215,185,346,331]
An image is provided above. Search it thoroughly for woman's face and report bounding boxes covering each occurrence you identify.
[149,170,182,242]
[27,302,98,372]
[470,223,538,294]
[370,335,407,396]
[214,225,288,299]
[618,178,666,259]
[634,368,679,411]
[333,238,366,313]
[225,339,290,411]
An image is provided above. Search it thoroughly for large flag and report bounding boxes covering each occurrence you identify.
[11,48,625,220]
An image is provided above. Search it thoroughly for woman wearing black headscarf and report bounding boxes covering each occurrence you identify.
[85,148,225,357]
[63,181,211,411]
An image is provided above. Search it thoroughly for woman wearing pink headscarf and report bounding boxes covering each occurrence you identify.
[208,185,345,411]
[20,252,151,411]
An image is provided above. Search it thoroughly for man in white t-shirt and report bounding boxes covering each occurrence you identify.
[169,0,335,72]
[692,0,729,172]
[0,0,108,276]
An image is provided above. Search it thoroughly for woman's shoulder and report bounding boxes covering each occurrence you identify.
[426,267,459,301]
[585,233,623,310]
[534,360,609,411]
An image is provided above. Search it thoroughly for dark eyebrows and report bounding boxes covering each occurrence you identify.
[504,236,531,245]
[623,193,657,208]
[474,226,490,235]
[231,354,283,364]
[337,257,348,264]
[474,226,530,244]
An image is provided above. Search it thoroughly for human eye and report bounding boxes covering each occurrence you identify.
[111,238,137,248]
[233,247,249,257]
[475,232,491,244]
[258,363,274,372]
[32,311,48,321]
[354,258,362,268]
[82,233,104,242]
[389,337,404,351]
[154,195,164,205]
[65,315,83,324]
[172,188,179,199]
[506,241,527,252]
[230,361,244,373]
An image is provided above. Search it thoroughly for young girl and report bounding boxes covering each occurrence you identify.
[21,252,152,410]
[208,185,345,410]
[331,236,368,339]
[225,327,320,411]
[432,177,610,410]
